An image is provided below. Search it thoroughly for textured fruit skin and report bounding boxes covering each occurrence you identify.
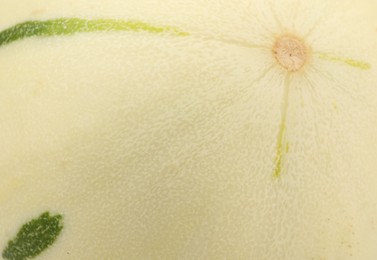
[1,0,377,259]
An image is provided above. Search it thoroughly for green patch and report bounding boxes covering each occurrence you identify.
[0,18,190,47]
[317,52,371,70]
[2,212,63,260]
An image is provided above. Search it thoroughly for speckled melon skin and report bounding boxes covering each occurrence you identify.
[1,0,377,259]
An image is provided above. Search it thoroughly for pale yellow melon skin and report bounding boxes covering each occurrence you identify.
[1,0,377,259]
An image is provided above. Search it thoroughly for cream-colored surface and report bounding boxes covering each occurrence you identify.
[1,0,377,259]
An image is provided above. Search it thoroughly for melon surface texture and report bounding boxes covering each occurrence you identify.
[1,0,377,259]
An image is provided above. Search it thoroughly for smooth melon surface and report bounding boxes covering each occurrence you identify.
[1,0,377,259]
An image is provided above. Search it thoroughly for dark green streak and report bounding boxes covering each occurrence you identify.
[2,212,63,260]
[0,18,190,47]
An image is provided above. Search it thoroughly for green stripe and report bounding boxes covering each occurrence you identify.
[273,74,291,178]
[0,18,190,47]
[317,52,371,70]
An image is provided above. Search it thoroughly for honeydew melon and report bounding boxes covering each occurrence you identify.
[1,0,377,259]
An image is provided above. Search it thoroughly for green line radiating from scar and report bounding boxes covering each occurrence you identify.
[317,52,371,70]
[273,74,291,178]
[0,18,190,47]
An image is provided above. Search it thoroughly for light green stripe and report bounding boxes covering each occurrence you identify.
[273,74,291,178]
[273,123,286,178]
[0,18,190,47]
[317,52,371,70]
